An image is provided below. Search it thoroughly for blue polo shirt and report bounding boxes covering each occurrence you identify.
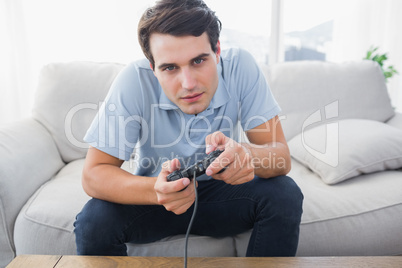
[84,48,280,180]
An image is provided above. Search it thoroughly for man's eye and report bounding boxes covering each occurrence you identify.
[164,66,176,71]
[194,58,204,65]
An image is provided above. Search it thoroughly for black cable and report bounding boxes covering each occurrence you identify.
[184,171,198,268]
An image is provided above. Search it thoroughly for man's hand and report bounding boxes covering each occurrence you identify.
[154,159,197,215]
[205,131,255,185]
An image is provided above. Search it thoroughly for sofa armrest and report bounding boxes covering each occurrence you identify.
[0,118,65,266]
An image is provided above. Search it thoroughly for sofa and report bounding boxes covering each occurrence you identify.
[1,58,402,267]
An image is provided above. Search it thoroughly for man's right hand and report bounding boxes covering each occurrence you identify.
[154,159,196,215]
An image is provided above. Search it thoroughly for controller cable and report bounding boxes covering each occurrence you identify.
[184,171,198,268]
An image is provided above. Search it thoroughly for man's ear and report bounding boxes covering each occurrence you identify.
[215,40,221,63]
[149,62,157,77]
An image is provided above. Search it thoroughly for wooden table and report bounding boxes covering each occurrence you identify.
[6,255,402,268]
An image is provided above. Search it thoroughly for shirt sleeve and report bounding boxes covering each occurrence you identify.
[226,49,281,131]
[83,63,145,161]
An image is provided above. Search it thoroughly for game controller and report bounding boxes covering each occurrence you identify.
[167,149,225,181]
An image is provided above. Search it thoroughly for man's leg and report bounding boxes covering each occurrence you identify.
[191,175,304,256]
[74,175,303,256]
[74,198,195,255]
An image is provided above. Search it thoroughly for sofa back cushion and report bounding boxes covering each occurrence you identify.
[32,61,125,163]
[264,60,395,140]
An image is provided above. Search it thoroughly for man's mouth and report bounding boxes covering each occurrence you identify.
[181,93,203,103]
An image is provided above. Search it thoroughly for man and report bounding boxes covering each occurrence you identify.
[74,0,303,257]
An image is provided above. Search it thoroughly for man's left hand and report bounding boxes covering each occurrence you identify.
[205,131,255,185]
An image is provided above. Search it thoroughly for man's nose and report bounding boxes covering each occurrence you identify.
[181,68,196,90]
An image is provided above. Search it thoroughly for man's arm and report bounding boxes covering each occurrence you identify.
[82,146,157,204]
[244,115,291,178]
[82,147,196,214]
[205,115,291,184]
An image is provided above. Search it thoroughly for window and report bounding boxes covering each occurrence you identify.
[283,0,341,62]
[205,0,272,64]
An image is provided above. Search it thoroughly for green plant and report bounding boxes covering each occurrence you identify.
[364,46,398,82]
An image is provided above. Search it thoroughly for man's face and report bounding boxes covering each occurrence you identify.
[150,32,221,115]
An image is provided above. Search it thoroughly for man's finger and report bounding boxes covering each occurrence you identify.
[205,131,227,154]
[206,151,232,176]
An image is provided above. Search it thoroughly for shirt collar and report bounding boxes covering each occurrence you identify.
[158,63,231,112]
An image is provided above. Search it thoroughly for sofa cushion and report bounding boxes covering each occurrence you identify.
[13,159,237,257]
[288,119,402,184]
[14,160,89,255]
[289,159,402,256]
[32,62,125,163]
[236,159,402,256]
[126,235,236,257]
[264,60,395,140]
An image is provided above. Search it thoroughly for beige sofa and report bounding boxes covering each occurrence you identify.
[1,59,402,267]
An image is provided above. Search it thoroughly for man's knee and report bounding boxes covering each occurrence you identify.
[74,199,124,249]
[253,175,303,216]
[275,175,303,207]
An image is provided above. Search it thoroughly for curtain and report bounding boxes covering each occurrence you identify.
[0,0,33,124]
[331,0,402,112]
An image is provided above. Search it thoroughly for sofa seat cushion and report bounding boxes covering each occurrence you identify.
[13,159,237,257]
[289,159,402,256]
[14,159,89,255]
[288,119,402,184]
[127,235,236,257]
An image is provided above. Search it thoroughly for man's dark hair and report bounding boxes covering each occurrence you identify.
[138,0,222,69]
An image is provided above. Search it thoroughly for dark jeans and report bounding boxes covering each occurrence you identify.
[74,175,303,257]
